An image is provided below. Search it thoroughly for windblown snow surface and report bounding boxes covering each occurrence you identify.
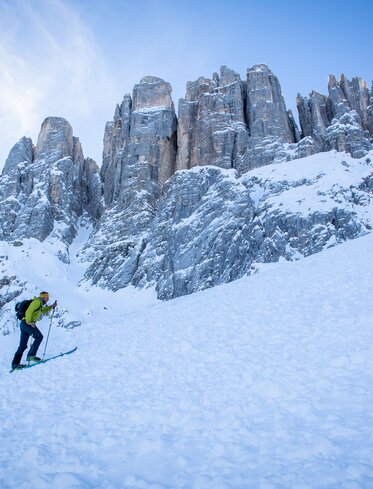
[1,230,373,489]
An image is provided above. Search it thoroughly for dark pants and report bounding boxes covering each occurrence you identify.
[12,320,43,367]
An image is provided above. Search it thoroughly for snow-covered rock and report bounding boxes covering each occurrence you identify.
[80,77,177,288]
[127,151,373,299]
[131,166,256,299]
[176,66,248,172]
[297,74,372,159]
[0,117,102,247]
[81,145,373,300]
[1,66,372,305]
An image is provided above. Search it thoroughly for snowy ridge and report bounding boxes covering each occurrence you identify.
[244,150,373,219]
[0,233,373,488]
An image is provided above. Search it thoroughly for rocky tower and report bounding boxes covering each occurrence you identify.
[176,66,248,172]
[101,76,177,208]
[244,64,300,168]
[246,64,297,142]
[176,64,301,174]
[82,76,177,290]
[297,74,372,158]
[0,117,102,249]
[1,65,372,304]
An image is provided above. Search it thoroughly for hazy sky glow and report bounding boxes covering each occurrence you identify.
[0,0,372,169]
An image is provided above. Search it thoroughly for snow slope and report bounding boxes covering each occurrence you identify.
[1,233,373,489]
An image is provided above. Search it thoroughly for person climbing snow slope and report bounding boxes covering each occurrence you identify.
[11,291,57,370]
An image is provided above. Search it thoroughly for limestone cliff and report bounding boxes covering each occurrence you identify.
[1,65,372,304]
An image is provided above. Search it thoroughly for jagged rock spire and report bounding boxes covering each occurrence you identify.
[246,64,296,142]
[34,117,74,163]
[297,73,372,158]
[2,137,33,176]
[0,117,102,246]
[1,65,372,299]
[101,76,177,209]
[176,65,247,172]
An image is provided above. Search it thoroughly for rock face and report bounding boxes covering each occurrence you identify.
[244,64,300,169]
[176,66,248,172]
[1,66,372,306]
[126,151,373,300]
[0,117,102,247]
[82,77,177,288]
[132,167,256,299]
[297,74,372,159]
[246,64,296,141]
[101,76,177,207]
[176,64,300,174]
[51,70,373,299]
[2,136,33,175]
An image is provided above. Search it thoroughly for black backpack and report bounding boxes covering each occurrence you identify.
[15,299,33,320]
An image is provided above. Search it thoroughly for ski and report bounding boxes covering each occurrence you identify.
[10,347,77,373]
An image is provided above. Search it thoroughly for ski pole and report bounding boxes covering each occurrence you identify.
[28,335,34,365]
[42,309,55,358]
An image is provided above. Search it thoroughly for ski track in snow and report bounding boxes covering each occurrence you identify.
[1,234,373,488]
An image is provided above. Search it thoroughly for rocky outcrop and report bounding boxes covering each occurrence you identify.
[296,91,330,144]
[2,136,33,175]
[0,117,102,248]
[246,64,296,142]
[129,151,373,299]
[338,75,370,130]
[176,66,248,172]
[244,64,300,168]
[101,76,177,208]
[176,64,300,174]
[132,167,256,299]
[297,74,372,159]
[1,66,372,306]
[34,116,74,163]
[82,76,177,287]
[324,111,371,158]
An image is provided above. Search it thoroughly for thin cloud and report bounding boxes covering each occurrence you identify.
[0,45,48,160]
[0,0,114,169]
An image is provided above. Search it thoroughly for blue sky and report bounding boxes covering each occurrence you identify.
[0,0,372,169]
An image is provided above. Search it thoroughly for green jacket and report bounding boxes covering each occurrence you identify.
[25,297,53,324]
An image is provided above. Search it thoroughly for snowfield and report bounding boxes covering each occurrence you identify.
[1,231,373,489]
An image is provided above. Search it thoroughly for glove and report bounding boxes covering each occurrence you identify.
[52,301,57,309]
